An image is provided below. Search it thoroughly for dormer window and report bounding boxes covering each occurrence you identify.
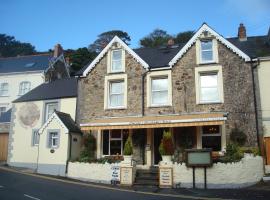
[111,49,123,72]
[201,40,213,63]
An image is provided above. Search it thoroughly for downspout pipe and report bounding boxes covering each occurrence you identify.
[250,59,260,151]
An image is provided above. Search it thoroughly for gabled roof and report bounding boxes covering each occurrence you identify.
[13,78,77,103]
[0,54,52,74]
[0,109,11,123]
[82,36,149,77]
[169,23,251,67]
[39,111,81,134]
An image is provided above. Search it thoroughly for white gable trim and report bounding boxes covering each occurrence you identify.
[39,112,69,135]
[169,24,251,67]
[82,36,149,77]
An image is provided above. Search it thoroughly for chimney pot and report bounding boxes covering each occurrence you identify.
[53,44,63,58]
[238,23,247,41]
[167,38,175,46]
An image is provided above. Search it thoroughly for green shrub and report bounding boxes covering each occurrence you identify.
[123,136,133,155]
[79,132,96,162]
[220,143,243,163]
[240,147,260,156]
[230,127,247,146]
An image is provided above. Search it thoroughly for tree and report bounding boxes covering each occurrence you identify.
[140,29,171,48]
[89,30,131,53]
[174,31,194,44]
[65,47,97,74]
[0,34,36,57]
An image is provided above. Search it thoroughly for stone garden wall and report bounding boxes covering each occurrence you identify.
[173,154,264,189]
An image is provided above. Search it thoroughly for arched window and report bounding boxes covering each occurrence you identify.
[19,81,31,95]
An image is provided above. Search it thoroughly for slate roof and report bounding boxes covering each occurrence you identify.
[76,33,270,76]
[228,36,270,58]
[0,54,52,74]
[0,109,11,123]
[13,78,77,103]
[55,111,81,133]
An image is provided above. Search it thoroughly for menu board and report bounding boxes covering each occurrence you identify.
[159,167,173,187]
[120,167,133,185]
[111,165,120,184]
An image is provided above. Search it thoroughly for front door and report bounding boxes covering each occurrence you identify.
[153,128,164,165]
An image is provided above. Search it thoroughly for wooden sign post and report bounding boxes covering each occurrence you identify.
[185,148,213,189]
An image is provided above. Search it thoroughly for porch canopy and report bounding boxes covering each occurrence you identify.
[80,113,227,131]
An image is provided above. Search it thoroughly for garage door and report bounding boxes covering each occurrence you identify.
[0,133,8,161]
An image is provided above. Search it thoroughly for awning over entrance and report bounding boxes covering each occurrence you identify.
[80,113,227,131]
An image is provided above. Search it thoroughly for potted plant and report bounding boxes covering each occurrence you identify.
[123,135,133,164]
[159,130,174,163]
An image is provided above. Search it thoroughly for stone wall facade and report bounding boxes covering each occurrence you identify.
[77,41,257,146]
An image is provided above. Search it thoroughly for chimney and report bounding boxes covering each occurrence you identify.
[238,23,247,41]
[167,38,175,47]
[53,44,63,58]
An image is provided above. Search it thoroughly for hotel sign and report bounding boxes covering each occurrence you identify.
[185,149,213,167]
[159,167,173,187]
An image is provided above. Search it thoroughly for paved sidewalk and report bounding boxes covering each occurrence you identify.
[1,165,270,200]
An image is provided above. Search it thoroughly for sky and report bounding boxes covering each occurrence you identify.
[1,0,270,52]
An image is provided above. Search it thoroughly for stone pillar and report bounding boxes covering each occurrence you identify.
[96,130,102,159]
[221,124,226,151]
[146,128,152,166]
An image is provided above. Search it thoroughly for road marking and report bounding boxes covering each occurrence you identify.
[0,185,4,188]
[24,194,41,200]
[0,166,231,200]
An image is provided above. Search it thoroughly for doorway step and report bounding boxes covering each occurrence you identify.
[134,166,159,186]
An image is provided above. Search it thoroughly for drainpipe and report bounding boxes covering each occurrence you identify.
[250,59,260,152]
[66,133,72,174]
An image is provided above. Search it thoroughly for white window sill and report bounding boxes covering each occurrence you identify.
[197,101,223,105]
[105,106,127,110]
[199,60,217,65]
[148,104,172,108]
[0,95,9,97]
[108,70,125,74]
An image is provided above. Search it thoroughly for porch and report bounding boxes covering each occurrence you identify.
[81,113,227,167]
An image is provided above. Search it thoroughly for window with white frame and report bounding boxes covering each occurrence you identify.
[109,81,124,108]
[111,49,123,72]
[45,102,58,121]
[19,81,31,95]
[201,125,221,151]
[102,129,128,155]
[0,83,9,96]
[0,107,6,116]
[199,72,219,103]
[151,77,169,106]
[48,131,59,148]
[200,40,213,63]
[32,129,39,146]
